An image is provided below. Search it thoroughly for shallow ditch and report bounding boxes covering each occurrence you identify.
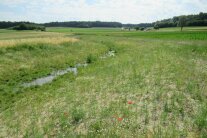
[22,51,115,87]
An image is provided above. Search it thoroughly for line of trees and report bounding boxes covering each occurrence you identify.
[0,21,35,29]
[44,21,122,28]
[123,23,153,28]
[0,12,206,30]
[44,22,153,28]
[0,21,122,29]
[0,22,46,31]
[0,21,153,29]
[154,12,207,29]
[127,12,207,30]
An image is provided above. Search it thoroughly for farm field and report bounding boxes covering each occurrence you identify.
[0,27,207,137]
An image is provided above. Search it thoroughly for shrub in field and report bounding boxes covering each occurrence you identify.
[71,108,85,123]
[12,23,46,31]
[86,54,97,64]
[154,24,159,30]
[90,121,102,133]
[108,45,117,53]
[135,26,140,31]
[140,27,145,31]
[195,105,207,137]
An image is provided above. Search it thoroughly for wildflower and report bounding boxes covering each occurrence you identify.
[117,117,123,122]
[128,101,134,104]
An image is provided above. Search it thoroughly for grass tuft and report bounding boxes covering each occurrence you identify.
[71,108,85,123]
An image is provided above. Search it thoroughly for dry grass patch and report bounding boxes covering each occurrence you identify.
[0,37,78,47]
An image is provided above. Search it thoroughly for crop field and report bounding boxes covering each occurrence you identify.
[0,27,207,137]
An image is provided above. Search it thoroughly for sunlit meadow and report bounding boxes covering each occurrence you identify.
[0,27,207,137]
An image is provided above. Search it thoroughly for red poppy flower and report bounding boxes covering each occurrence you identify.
[117,117,123,121]
[128,101,134,104]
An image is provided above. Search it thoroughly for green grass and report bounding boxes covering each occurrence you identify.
[48,27,207,40]
[0,27,207,137]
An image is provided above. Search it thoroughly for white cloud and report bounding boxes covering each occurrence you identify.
[0,0,207,23]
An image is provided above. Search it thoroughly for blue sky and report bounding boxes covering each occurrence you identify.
[0,0,207,23]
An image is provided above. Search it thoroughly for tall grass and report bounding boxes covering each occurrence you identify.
[0,37,78,47]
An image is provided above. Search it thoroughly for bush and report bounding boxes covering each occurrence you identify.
[135,26,140,31]
[140,27,145,31]
[90,121,102,132]
[71,108,85,123]
[12,23,46,31]
[86,54,97,64]
[195,105,207,137]
[154,24,159,30]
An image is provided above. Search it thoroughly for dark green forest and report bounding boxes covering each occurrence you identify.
[154,12,207,28]
[44,21,122,28]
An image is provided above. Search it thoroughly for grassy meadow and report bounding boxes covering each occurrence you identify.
[0,27,207,137]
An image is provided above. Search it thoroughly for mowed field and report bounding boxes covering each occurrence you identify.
[0,27,207,137]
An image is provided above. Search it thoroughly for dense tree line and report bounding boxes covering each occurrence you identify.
[154,12,207,28]
[0,21,122,29]
[0,22,45,31]
[45,22,153,28]
[0,12,206,29]
[44,21,122,28]
[123,23,153,28]
[127,12,207,29]
[0,21,35,29]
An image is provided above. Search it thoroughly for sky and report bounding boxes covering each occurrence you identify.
[0,0,207,24]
